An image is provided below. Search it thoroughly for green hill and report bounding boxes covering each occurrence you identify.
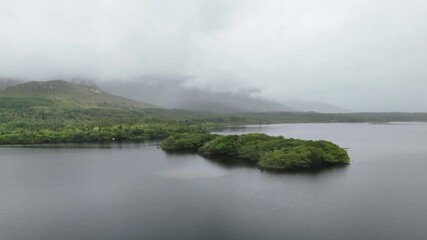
[0,80,156,108]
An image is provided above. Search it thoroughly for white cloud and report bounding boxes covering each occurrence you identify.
[0,0,426,111]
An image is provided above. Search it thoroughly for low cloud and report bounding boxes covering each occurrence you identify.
[1,0,426,111]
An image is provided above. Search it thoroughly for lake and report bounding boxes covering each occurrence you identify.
[1,123,427,240]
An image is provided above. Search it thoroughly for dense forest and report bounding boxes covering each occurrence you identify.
[0,96,210,144]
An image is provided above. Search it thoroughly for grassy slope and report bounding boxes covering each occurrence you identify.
[0,80,156,108]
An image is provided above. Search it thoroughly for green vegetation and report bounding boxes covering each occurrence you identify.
[160,133,350,170]
[0,123,210,144]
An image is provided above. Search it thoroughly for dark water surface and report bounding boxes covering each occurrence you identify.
[1,123,427,240]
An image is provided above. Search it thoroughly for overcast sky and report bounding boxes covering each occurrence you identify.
[0,0,426,111]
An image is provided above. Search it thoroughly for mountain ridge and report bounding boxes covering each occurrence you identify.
[0,80,156,109]
[0,78,351,113]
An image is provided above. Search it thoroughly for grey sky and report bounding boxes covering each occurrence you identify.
[0,0,426,111]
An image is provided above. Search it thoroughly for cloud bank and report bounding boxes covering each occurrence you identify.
[1,0,426,111]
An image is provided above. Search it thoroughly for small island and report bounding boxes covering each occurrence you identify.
[160,133,350,170]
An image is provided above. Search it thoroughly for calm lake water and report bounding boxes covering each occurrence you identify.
[1,123,427,240]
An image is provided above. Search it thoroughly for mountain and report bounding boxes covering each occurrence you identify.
[0,80,156,108]
[99,79,296,113]
[284,101,351,113]
[1,78,348,113]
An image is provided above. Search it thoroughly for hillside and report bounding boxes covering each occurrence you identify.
[2,78,351,113]
[0,80,156,108]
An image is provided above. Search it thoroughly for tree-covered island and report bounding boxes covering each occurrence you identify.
[160,133,350,170]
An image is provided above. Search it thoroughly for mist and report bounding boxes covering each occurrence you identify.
[1,0,426,112]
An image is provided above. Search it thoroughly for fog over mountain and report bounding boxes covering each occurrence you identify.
[1,0,426,112]
[98,77,353,113]
[0,78,23,91]
[0,77,347,113]
[99,77,297,112]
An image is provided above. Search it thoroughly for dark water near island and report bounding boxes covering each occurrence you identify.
[1,123,427,240]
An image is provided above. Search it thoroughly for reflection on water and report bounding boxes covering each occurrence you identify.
[158,167,225,180]
[1,123,427,240]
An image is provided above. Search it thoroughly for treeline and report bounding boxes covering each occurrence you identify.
[0,123,210,144]
[231,111,427,123]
